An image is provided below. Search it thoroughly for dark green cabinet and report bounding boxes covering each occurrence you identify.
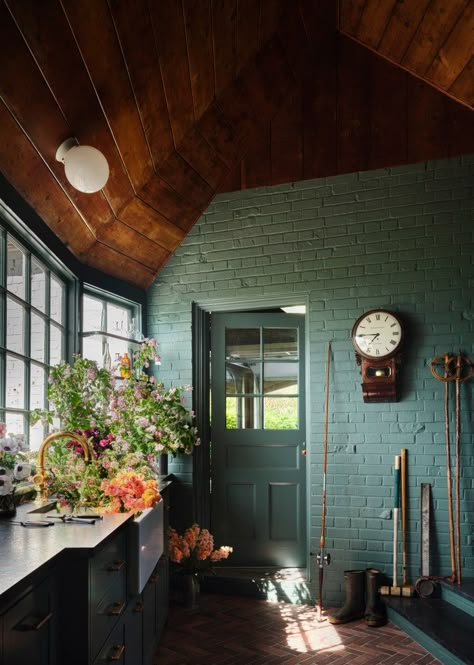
[2,572,58,665]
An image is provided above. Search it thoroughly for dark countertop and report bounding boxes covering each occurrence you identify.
[0,477,171,600]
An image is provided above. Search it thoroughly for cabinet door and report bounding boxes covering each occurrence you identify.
[124,598,143,665]
[142,578,156,665]
[3,575,58,665]
[154,556,169,640]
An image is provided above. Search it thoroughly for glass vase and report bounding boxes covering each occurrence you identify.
[183,573,200,610]
[0,493,16,518]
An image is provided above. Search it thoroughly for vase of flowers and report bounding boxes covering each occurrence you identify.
[168,524,233,608]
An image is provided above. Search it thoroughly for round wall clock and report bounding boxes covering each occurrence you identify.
[352,309,403,360]
[351,309,404,403]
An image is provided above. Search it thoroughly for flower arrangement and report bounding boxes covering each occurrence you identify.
[0,423,33,495]
[29,338,199,514]
[168,524,233,575]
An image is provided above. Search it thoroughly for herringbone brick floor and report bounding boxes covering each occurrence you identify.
[154,594,442,664]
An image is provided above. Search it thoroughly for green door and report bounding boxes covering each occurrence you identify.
[211,312,306,567]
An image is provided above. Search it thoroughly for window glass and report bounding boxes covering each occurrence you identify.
[31,312,46,362]
[31,257,46,313]
[107,302,131,337]
[49,324,63,365]
[83,294,104,331]
[6,355,25,409]
[30,363,46,410]
[6,297,25,354]
[7,236,26,299]
[50,275,64,323]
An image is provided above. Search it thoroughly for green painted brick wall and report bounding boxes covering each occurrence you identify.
[147,155,474,605]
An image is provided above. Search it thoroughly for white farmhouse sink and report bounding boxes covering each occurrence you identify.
[127,498,164,595]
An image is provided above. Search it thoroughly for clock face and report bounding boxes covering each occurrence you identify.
[352,310,403,359]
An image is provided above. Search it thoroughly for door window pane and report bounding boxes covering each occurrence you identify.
[30,312,46,362]
[6,297,25,354]
[31,258,46,313]
[226,396,261,430]
[6,355,25,408]
[50,324,63,365]
[225,362,261,395]
[30,364,46,410]
[50,275,64,323]
[7,236,26,299]
[263,328,298,360]
[226,328,261,362]
[263,362,298,394]
[264,397,298,429]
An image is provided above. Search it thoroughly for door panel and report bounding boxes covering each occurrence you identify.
[211,312,306,567]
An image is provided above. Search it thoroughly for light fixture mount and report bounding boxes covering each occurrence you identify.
[55,137,109,194]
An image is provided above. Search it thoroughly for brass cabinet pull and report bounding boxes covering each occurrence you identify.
[107,560,125,572]
[106,601,126,616]
[149,574,159,584]
[107,644,125,661]
[133,601,144,613]
[16,611,54,631]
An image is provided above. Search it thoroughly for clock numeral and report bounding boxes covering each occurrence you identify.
[384,316,388,322]
[393,331,400,336]
[375,349,380,356]
[366,317,372,323]
[390,340,397,346]
[375,314,380,321]
[390,322,397,327]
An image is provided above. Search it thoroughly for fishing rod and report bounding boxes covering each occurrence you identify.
[316,341,332,622]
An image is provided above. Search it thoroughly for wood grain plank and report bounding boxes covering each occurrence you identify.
[157,150,215,213]
[406,78,446,163]
[177,127,229,190]
[258,0,282,47]
[216,162,241,193]
[149,0,195,147]
[356,0,398,49]
[271,84,303,186]
[241,127,271,190]
[299,0,338,179]
[377,0,431,62]
[139,176,200,231]
[338,0,367,35]
[118,198,185,252]
[251,36,295,121]
[85,240,156,288]
[424,2,474,89]
[368,56,407,169]
[217,77,260,151]
[444,94,474,155]
[236,0,260,70]
[6,0,134,215]
[337,36,370,174]
[277,2,312,80]
[62,0,153,191]
[0,101,97,254]
[183,0,215,120]
[197,101,241,167]
[212,0,237,97]
[402,0,469,75]
[448,56,474,108]
[109,0,174,169]
[96,220,170,271]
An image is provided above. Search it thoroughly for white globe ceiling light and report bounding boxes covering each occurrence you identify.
[55,138,109,193]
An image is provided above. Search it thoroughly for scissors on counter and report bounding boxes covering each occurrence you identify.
[10,520,55,528]
[46,514,97,524]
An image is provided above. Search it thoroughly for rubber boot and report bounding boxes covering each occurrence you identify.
[328,570,365,625]
[365,568,387,627]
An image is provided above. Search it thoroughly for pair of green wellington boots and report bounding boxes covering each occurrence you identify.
[328,568,387,627]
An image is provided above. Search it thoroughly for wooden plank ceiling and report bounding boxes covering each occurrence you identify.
[0,0,472,289]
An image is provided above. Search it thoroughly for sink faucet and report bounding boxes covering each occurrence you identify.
[34,431,93,503]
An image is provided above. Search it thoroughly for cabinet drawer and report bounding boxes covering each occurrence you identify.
[3,574,58,665]
[90,530,127,599]
[90,581,127,662]
[92,619,126,665]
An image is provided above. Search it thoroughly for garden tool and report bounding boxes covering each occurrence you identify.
[315,342,332,622]
[400,448,414,596]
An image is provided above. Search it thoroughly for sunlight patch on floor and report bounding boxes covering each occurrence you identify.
[278,603,345,654]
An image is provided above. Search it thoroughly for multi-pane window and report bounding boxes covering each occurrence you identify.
[81,289,141,368]
[0,228,70,450]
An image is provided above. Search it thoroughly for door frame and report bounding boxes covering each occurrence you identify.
[192,294,312,574]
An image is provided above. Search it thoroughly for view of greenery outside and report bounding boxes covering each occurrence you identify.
[225,395,298,430]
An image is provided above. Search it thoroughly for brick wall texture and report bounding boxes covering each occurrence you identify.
[147,155,474,605]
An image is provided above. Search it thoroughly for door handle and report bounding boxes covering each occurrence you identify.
[301,443,307,457]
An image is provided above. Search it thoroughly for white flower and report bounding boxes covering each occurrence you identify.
[0,476,14,496]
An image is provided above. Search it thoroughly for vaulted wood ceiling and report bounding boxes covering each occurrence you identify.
[0,0,472,289]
